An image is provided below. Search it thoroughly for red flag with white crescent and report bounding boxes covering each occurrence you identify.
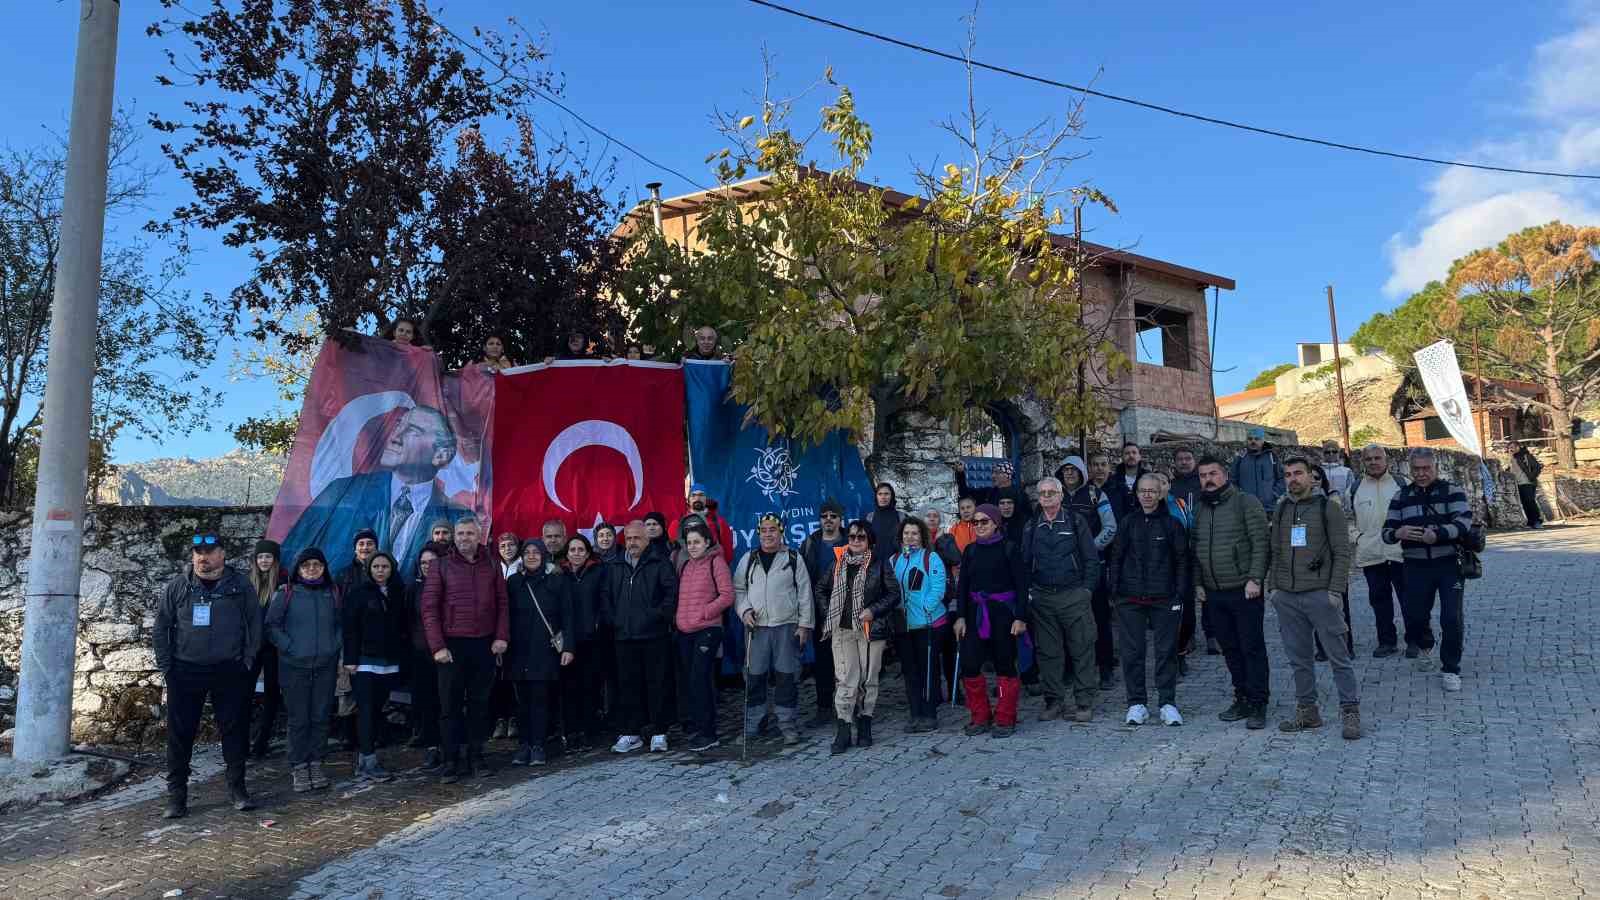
[491,360,686,540]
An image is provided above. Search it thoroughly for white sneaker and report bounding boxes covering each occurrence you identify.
[1125,704,1149,725]
[611,735,643,754]
[649,734,668,753]
[1442,673,1462,692]
[1159,704,1183,726]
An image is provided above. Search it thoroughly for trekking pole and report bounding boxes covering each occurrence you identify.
[858,618,872,725]
[951,642,961,704]
[923,625,933,719]
[742,616,755,765]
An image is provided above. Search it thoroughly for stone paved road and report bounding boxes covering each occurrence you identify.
[5,525,1600,899]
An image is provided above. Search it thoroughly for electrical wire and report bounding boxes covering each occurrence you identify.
[436,23,711,192]
[747,0,1600,181]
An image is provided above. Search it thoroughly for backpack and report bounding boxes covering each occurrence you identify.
[743,548,800,593]
[899,548,933,593]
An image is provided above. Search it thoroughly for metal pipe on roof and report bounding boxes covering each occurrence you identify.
[645,182,663,231]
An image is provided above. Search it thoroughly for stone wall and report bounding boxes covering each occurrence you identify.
[0,506,271,745]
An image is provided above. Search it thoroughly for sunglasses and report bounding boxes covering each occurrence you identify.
[820,513,841,519]
[191,535,220,547]
[972,516,993,525]
[847,533,869,541]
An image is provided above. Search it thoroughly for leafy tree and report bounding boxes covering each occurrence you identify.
[616,60,1123,449]
[1352,222,1600,467]
[149,0,626,366]
[1244,363,1295,390]
[0,114,215,506]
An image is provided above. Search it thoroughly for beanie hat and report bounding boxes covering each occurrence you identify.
[253,539,281,559]
[352,528,379,549]
[820,498,845,518]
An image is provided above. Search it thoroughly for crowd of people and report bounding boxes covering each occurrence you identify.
[151,427,1479,820]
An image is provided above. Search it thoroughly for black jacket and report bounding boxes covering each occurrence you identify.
[503,569,574,681]
[154,565,260,672]
[1108,508,1191,600]
[1020,508,1101,592]
[1103,465,1150,524]
[561,559,607,642]
[956,539,1031,624]
[814,553,903,639]
[1169,471,1202,510]
[603,544,679,641]
[342,580,408,667]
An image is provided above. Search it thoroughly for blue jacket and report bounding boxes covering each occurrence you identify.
[892,547,949,630]
[1232,449,1285,509]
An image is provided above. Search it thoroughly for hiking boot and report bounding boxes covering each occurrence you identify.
[855,716,873,748]
[1073,706,1094,724]
[807,709,834,729]
[830,719,853,755]
[1404,643,1420,659]
[991,723,1015,738]
[511,745,533,766]
[291,764,313,793]
[687,734,721,752]
[963,721,991,736]
[1279,704,1324,733]
[780,727,801,746]
[1245,703,1267,730]
[1039,700,1063,722]
[163,785,188,820]
[420,748,447,774]
[1373,644,1398,659]
[1218,698,1250,722]
[1205,637,1221,655]
[1340,703,1362,740]
[225,765,256,811]
[308,760,330,790]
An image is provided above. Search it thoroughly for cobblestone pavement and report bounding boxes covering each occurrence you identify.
[5,525,1600,899]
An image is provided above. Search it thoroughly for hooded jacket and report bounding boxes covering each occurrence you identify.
[734,545,815,629]
[893,545,949,630]
[675,550,735,633]
[343,576,408,671]
[1057,456,1118,553]
[155,563,260,672]
[604,543,679,641]
[868,486,905,556]
[669,502,736,565]
[1190,483,1269,592]
[420,544,511,652]
[1232,447,1286,509]
[265,553,343,670]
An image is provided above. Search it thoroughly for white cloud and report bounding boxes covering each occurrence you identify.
[1384,190,1600,296]
[1383,16,1600,298]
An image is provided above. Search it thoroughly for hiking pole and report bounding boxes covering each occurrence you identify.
[951,641,962,704]
[923,628,933,720]
[742,615,755,765]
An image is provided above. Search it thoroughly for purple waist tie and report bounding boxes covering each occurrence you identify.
[970,590,1018,640]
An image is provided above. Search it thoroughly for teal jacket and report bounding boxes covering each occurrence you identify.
[893,547,949,630]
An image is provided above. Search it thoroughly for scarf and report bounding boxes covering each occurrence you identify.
[975,503,1005,544]
[824,549,872,639]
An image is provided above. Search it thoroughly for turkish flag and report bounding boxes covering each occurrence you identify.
[491,360,686,540]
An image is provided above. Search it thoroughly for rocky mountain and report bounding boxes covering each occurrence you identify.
[99,449,286,507]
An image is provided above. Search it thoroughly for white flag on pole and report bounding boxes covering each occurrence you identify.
[1413,340,1481,456]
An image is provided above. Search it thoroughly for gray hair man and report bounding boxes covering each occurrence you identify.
[1105,474,1190,726]
[1021,476,1102,723]
[1382,448,1474,692]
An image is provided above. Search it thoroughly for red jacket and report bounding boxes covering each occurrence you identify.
[421,545,510,652]
[670,504,736,565]
[674,552,734,633]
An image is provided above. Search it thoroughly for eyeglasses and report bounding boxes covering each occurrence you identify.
[192,535,220,547]
[847,533,869,541]
[1038,489,1061,496]
[972,517,993,525]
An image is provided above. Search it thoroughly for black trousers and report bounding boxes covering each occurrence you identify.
[1117,600,1181,707]
[812,629,836,714]
[1091,579,1115,672]
[615,637,672,737]
[588,631,618,728]
[936,625,958,704]
[677,627,723,740]
[407,648,441,746]
[897,627,941,719]
[165,662,253,787]
[351,671,394,755]
[248,644,283,754]
[1176,584,1198,656]
[1518,483,1542,527]
[558,640,601,739]
[959,602,1019,678]
[1403,558,1466,675]
[1363,562,1406,649]
[1208,588,1270,704]
[436,636,494,760]
[514,680,555,748]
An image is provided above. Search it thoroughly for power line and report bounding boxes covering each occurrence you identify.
[747,0,1600,181]
[436,23,710,192]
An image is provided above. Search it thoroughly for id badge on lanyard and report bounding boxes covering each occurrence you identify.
[192,601,212,627]
[1290,525,1308,548]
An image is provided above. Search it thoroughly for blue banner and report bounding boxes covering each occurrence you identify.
[684,360,876,557]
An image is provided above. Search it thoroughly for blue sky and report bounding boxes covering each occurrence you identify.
[7,1,1599,462]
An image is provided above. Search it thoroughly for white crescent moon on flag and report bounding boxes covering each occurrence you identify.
[309,391,416,498]
[542,420,645,512]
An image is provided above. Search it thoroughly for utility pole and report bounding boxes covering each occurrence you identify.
[13,0,121,762]
[1473,328,1488,456]
[1074,204,1087,455]
[1326,285,1352,454]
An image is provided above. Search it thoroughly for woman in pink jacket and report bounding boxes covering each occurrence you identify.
[674,524,734,751]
